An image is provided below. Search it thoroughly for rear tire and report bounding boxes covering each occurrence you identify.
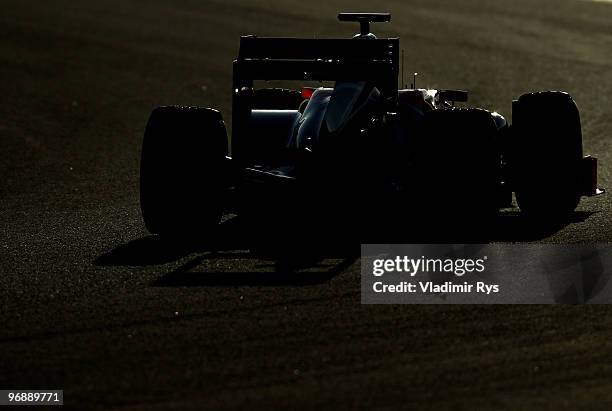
[511,92,583,218]
[140,106,228,237]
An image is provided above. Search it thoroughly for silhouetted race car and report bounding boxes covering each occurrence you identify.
[140,12,603,237]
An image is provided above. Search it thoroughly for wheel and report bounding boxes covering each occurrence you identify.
[409,108,500,227]
[511,91,583,218]
[140,106,228,237]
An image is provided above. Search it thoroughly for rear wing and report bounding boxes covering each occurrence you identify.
[232,36,399,161]
[233,36,399,86]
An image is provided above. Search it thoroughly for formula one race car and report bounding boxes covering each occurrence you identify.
[140,12,603,237]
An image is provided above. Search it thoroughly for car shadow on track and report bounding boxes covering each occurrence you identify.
[150,252,357,287]
[95,215,360,286]
[94,210,594,286]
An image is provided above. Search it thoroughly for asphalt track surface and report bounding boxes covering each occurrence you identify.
[3,0,612,409]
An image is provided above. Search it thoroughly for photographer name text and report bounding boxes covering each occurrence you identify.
[371,256,499,295]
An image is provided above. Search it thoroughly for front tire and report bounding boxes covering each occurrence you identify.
[140,106,228,237]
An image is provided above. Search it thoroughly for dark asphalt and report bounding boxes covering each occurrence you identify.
[2,0,612,409]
